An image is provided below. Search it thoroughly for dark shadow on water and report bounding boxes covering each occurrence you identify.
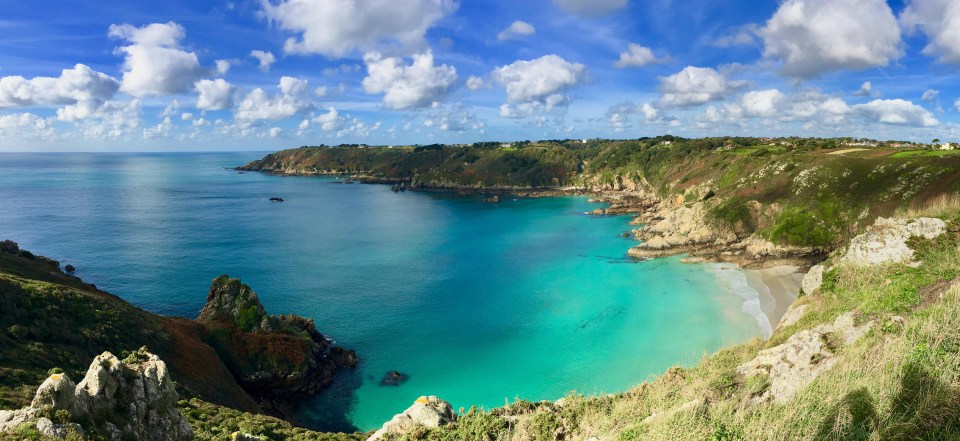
[292,364,365,433]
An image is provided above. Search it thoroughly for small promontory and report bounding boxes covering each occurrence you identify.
[196,275,357,412]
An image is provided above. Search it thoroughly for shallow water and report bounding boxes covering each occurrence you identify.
[0,152,761,431]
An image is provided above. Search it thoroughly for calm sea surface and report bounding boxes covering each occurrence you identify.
[0,152,760,431]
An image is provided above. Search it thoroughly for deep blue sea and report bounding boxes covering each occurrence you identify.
[0,152,761,431]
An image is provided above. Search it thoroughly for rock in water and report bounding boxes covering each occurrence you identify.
[0,348,193,441]
[380,370,409,386]
[64,264,76,273]
[368,396,457,440]
[483,195,501,203]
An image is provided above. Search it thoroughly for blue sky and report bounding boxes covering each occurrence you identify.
[1,0,959,151]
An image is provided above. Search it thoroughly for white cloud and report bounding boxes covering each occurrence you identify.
[261,0,457,57]
[854,99,939,127]
[955,98,960,112]
[740,89,787,117]
[0,64,118,118]
[65,99,142,140]
[614,43,663,68]
[215,59,231,75]
[759,0,902,78]
[362,50,457,110]
[195,79,236,111]
[250,50,277,72]
[853,81,873,97]
[922,89,939,102]
[497,21,535,41]
[553,0,627,17]
[605,101,677,132]
[312,107,342,131]
[424,104,484,132]
[109,22,204,97]
[234,76,313,121]
[492,55,586,111]
[0,113,49,131]
[466,75,485,91]
[712,25,759,47]
[901,0,960,64]
[143,116,173,139]
[658,66,732,107]
[181,112,193,120]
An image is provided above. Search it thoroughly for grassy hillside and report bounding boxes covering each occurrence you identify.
[242,139,960,250]
[0,243,366,440]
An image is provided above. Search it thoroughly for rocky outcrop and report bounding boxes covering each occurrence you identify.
[737,312,874,404]
[842,217,946,266]
[627,200,825,267]
[0,349,192,440]
[196,275,356,413]
[801,264,825,295]
[368,396,457,441]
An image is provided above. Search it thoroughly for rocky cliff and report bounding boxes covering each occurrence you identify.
[196,276,357,413]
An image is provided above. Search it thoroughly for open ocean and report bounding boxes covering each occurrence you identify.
[0,152,761,431]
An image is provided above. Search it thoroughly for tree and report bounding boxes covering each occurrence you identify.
[933,138,941,144]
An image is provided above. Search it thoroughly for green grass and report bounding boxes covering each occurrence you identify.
[889,150,960,158]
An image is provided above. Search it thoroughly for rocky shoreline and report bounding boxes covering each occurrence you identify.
[238,163,829,271]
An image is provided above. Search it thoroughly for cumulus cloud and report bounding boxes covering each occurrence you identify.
[424,104,484,132]
[250,50,276,72]
[311,107,342,131]
[901,0,960,64]
[0,113,50,134]
[697,89,853,128]
[215,60,231,75]
[109,22,203,97]
[492,55,586,117]
[497,21,535,41]
[362,50,457,110]
[605,101,677,132]
[658,66,733,107]
[234,76,313,121]
[853,81,874,97]
[854,99,939,126]
[466,75,485,91]
[553,0,627,17]
[0,64,118,116]
[759,0,902,78]
[261,0,457,57]
[614,44,663,68]
[195,79,236,111]
[922,89,939,102]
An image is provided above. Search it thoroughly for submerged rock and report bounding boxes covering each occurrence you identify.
[380,370,409,386]
[368,396,457,440]
[483,195,501,203]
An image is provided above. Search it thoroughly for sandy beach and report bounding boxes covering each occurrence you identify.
[744,265,805,331]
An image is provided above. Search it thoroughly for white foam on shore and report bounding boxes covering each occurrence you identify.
[710,263,772,339]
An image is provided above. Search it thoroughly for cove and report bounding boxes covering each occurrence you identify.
[0,152,761,431]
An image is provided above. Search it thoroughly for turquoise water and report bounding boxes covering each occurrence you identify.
[0,152,760,431]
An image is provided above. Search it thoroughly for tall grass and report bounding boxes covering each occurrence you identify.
[901,193,960,219]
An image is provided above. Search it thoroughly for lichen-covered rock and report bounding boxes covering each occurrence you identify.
[36,417,83,439]
[737,312,874,404]
[843,217,946,266]
[197,275,267,329]
[31,373,76,412]
[0,349,193,441]
[368,396,457,440]
[776,303,808,329]
[801,264,825,295]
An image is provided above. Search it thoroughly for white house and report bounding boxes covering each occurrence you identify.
[941,143,955,151]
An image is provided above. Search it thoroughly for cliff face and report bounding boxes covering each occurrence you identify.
[196,276,357,412]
